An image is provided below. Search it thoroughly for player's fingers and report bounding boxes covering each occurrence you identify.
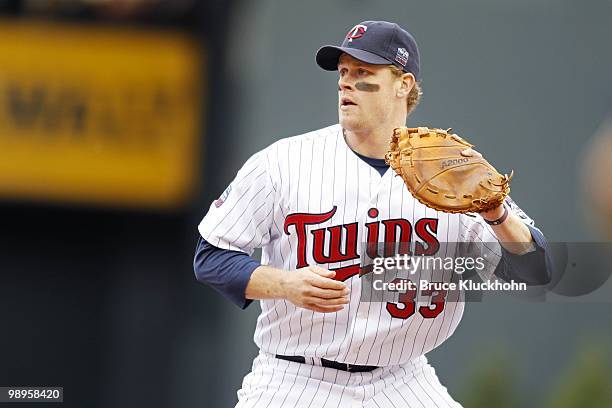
[306,287,350,299]
[309,265,336,278]
[308,296,350,306]
[304,303,344,313]
[308,274,348,291]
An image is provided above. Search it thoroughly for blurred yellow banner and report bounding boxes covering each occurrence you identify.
[0,20,203,209]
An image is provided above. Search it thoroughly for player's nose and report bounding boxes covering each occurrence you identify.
[338,75,354,91]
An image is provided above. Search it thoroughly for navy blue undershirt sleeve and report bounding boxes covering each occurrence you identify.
[193,236,260,309]
[493,224,553,285]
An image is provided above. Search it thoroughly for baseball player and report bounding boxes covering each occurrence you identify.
[195,21,551,407]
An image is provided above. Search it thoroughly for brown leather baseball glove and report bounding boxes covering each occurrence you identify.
[385,126,513,213]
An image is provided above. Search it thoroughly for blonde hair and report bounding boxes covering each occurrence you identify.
[389,65,422,115]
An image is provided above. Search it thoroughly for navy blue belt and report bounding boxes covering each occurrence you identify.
[275,354,379,373]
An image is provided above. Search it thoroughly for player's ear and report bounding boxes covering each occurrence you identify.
[396,73,415,98]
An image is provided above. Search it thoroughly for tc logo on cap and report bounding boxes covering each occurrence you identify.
[346,24,367,42]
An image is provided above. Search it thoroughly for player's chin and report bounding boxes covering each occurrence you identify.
[339,114,362,130]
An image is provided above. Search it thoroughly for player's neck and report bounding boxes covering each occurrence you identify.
[343,123,405,159]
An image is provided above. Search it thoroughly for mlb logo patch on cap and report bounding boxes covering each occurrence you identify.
[395,48,410,67]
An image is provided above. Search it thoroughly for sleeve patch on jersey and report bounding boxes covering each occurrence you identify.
[214,185,232,208]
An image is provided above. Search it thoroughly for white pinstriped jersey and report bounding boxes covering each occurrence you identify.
[199,124,534,367]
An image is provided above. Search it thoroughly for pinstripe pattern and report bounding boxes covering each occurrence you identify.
[198,124,537,406]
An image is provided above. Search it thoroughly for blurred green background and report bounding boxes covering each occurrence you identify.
[0,1,610,407]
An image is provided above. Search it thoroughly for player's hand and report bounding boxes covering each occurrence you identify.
[280,265,350,313]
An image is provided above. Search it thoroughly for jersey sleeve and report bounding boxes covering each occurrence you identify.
[193,236,260,309]
[198,146,278,255]
[459,196,550,283]
[494,198,552,285]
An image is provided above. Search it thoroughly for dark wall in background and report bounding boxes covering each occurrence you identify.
[0,205,189,407]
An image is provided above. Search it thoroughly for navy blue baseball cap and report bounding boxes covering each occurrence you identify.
[316,21,420,81]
